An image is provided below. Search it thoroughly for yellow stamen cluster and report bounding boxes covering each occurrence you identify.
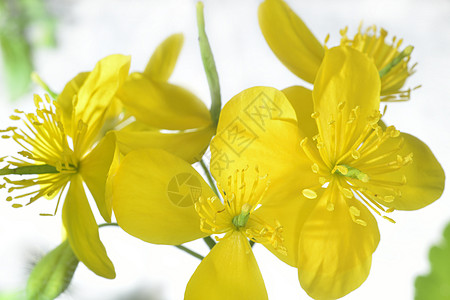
[300,102,413,225]
[0,94,78,214]
[194,167,286,255]
[340,24,418,102]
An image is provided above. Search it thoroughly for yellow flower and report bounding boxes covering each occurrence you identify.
[209,47,444,299]
[112,148,287,299]
[1,54,131,279]
[114,33,215,164]
[259,0,417,102]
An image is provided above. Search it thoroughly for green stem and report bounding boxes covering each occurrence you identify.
[98,222,118,228]
[203,236,216,250]
[196,1,221,128]
[31,72,58,99]
[0,164,59,175]
[175,245,204,260]
[200,159,219,197]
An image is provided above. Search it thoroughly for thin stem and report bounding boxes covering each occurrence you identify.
[196,1,221,127]
[200,159,219,197]
[98,222,118,228]
[175,245,204,260]
[203,236,216,250]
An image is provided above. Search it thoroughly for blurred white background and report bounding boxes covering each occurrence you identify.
[0,0,449,299]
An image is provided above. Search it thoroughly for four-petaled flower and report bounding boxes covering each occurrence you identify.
[210,46,444,299]
[112,148,287,300]
[1,55,131,279]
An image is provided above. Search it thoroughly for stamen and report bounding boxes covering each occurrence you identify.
[302,189,317,199]
[195,167,286,254]
[349,205,367,226]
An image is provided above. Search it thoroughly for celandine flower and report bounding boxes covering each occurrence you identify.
[186,167,286,300]
[209,47,444,299]
[1,55,130,279]
[259,0,417,101]
[114,34,215,164]
[111,148,287,299]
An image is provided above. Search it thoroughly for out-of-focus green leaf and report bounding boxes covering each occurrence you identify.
[19,0,57,47]
[415,223,450,300]
[0,290,26,300]
[26,240,79,300]
[0,0,57,101]
[0,31,33,100]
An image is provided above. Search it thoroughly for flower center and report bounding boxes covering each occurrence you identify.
[0,94,78,215]
[232,203,251,229]
[339,24,418,102]
[333,164,369,183]
[300,103,413,224]
[194,167,286,254]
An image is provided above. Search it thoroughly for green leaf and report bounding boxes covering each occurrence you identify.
[415,223,450,300]
[26,240,79,300]
[0,32,33,100]
[0,290,26,300]
[196,1,221,128]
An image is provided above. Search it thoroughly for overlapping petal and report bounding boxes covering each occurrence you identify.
[114,126,214,164]
[210,86,318,206]
[282,85,317,137]
[297,180,380,300]
[253,193,317,267]
[112,149,214,245]
[359,132,445,210]
[143,33,184,82]
[259,0,324,83]
[57,72,89,132]
[73,54,131,153]
[185,231,267,300]
[79,132,117,223]
[118,74,211,130]
[62,175,115,279]
[313,46,380,158]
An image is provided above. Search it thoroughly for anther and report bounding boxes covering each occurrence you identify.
[311,112,320,119]
[302,189,317,199]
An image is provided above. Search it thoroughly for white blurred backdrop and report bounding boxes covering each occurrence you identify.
[0,0,449,299]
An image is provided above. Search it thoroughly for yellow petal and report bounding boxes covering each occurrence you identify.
[74,54,131,152]
[313,46,381,152]
[282,85,318,137]
[62,175,115,279]
[143,33,184,82]
[258,0,324,83]
[112,149,214,245]
[57,72,89,134]
[185,231,267,300]
[79,132,117,223]
[118,74,211,130]
[297,181,380,300]
[114,126,214,164]
[210,86,318,206]
[254,192,317,267]
[363,133,445,210]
